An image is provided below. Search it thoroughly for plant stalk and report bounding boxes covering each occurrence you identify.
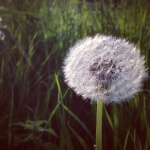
[96,100,103,150]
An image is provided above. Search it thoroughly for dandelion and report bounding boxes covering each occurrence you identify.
[63,34,147,103]
[62,34,147,150]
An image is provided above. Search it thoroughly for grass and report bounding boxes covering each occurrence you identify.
[0,0,150,149]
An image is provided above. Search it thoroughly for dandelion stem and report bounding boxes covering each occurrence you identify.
[96,100,103,150]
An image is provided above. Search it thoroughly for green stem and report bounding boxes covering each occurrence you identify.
[96,100,103,150]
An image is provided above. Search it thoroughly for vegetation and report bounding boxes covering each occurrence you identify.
[0,0,150,149]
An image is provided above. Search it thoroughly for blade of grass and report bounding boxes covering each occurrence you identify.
[62,103,95,142]
[104,106,113,129]
[123,128,130,150]
[46,102,60,127]
[8,86,14,150]
[54,73,62,102]
[68,122,89,150]
[59,118,74,150]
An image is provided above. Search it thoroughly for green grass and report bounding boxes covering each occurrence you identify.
[0,0,150,149]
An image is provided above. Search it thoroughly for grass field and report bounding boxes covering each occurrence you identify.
[0,0,150,149]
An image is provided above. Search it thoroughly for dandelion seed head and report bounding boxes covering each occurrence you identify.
[63,35,148,103]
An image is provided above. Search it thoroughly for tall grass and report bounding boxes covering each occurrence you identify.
[0,0,150,149]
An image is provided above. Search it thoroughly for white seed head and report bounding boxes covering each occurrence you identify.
[62,35,148,103]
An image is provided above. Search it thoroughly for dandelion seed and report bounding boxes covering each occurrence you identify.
[62,35,148,103]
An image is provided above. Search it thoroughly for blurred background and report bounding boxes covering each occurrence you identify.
[0,0,150,150]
